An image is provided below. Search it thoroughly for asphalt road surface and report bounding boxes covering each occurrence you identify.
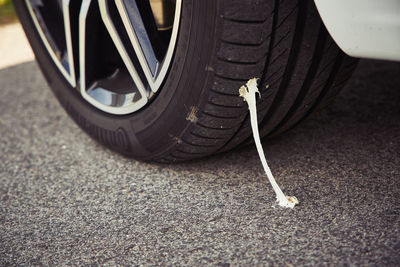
[1,36,400,264]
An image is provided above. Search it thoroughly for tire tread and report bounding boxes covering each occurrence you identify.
[155,0,357,162]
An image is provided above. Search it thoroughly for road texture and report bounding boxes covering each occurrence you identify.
[1,25,400,265]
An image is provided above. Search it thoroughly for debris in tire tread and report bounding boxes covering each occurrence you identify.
[239,78,299,208]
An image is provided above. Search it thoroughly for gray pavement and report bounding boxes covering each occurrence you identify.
[0,58,400,265]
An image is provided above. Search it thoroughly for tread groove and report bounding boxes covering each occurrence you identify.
[294,52,345,126]
[221,16,269,24]
[265,67,284,82]
[175,149,205,155]
[208,101,244,109]
[196,121,234,131]
[276,4,298,29]
[271,30,291,50]
[220,38,268,48]
[201,110,242,120]
[214,73,248,82]
[269,49,288,67]
[269,26,327,134]
[189,131,224,140]
[258,1,307,129]
[217,56,260,66]
[209,88,241,97]
[180,138,217,148]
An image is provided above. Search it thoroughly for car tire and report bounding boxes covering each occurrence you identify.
[14,0,357,162]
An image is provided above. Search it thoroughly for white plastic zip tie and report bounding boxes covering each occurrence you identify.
[239,78,299,208]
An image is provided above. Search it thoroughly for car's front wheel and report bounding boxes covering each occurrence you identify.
[15,0,357,162]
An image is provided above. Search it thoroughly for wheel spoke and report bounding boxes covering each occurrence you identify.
[115,0,182,93]
[152,0,182,92]
[78,0,90,98]
[115,0,159,92]
[25,0,76,87]
[62,0,76,87]
[98,0,148,97]
[78,0,148,114]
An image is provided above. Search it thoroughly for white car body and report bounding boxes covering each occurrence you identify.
[314,0,400,61]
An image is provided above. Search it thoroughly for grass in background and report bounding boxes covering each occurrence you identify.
[0,0,17,25]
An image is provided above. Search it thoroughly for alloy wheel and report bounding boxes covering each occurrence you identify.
[25,0,182,114]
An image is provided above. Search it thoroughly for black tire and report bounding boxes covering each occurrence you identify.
[15,0,357,162]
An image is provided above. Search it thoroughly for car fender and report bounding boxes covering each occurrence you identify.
[314,0,400,61]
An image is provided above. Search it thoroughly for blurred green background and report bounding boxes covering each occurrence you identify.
[0,0,16,24]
